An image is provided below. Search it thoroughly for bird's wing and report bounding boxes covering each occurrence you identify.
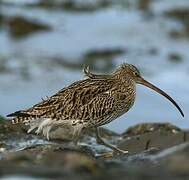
[7,78,115,124]
[73,93,117,127]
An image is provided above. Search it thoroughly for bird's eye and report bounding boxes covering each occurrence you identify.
[134,72,138,76]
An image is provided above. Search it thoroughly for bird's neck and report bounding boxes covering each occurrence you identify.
[114,77,136,93]
[111,78,136,112]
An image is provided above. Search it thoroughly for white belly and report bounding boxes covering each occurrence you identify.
[25,118,82,141]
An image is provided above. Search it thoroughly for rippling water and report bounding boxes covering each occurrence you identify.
[0,0,189,132]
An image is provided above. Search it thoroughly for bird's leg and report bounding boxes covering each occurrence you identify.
[72,125,83,146]
[95,127,128,156]
[73,132,81,146]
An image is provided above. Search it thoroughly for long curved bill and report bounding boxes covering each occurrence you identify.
[138,78,184,117]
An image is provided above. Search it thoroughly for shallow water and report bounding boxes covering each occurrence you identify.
[0,0,189,133]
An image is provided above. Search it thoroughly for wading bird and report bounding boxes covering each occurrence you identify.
[7,63,184,154]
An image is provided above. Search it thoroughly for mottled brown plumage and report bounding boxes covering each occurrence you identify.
[7,63,184,154]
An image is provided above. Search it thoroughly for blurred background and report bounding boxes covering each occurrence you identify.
[0,0,188,133]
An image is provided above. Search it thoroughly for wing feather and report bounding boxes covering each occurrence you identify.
[7,77,115,124]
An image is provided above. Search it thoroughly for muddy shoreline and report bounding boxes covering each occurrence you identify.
[0,116,189,179]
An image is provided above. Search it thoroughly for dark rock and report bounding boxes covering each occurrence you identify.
[28,0,112,12]
[84,49,125,60]
[1,143,189,179]
[0,117,48,153]
[169,28,189,39]
[1,122,189,179]
[0,115,5,122]
[165,8,189,38]
[0,14,4,27]
[118,123,187,154]
[51,48,124,72]
[7,16,51,38]
[168,53,183,63]
[83,48,125,72]
[0,56,10,73]
[0,116,23,134]
[161,143,189,176]
[119,130,188,155]
[122,123,181,136]
[0,143,99,178]
[169,30,182,39]
[165,8,189,25]
[148,47,158,55]
[138,0,151,11]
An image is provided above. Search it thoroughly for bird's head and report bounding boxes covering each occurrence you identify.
[114,63,184,117]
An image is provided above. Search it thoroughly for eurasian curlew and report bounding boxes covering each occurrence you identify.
[7,63,184,154]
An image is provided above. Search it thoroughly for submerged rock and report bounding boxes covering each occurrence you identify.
[137,0,151,11]
[165,8,189,38]
[168,53,183,63]
[26,0,113,12]
[0,14,4,26]
[6,16,51,38]
[49,48,125,73]
[165,8,189,25]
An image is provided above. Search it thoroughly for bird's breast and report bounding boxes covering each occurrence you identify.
[112,85,136,113]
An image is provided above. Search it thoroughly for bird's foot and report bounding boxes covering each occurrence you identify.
[113,148,129,156]
[95,127,128,157]
[96,139,129,156]
[96,152,114,158]
[96,149,128,158]
[104,144,129,156]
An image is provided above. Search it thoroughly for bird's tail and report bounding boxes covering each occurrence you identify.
[7,111,30,124]
[11,117,25,124]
